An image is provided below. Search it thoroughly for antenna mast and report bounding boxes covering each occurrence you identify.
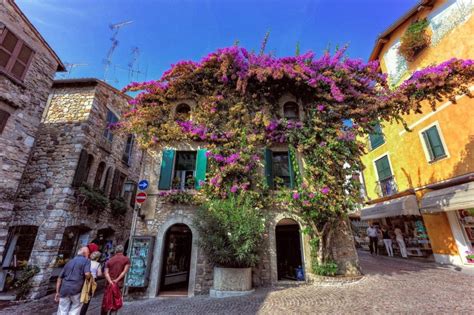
[103,20,133,82]
[63,63,88,78]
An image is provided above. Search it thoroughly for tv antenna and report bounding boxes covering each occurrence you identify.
[63,63,88,78]
[103,20,133,82]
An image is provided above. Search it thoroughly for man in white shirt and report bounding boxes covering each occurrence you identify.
[367,224,379,255]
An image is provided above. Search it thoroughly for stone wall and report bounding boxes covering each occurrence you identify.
[0,1,60,262]
[13,80,142,298]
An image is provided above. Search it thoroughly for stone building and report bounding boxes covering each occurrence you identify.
[0,0,64,272]
[132,97,358,299]
[3,78,142,298]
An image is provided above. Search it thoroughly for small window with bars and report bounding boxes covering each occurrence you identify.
[422,125,447,162]
[0,27,34,81]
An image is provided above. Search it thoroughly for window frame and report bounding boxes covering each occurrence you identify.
[172,150,197,190]
[122,134,135,165]
[282,101,300,121]
[368,122,385,151]
[418,121,449,163]
[272,151,292,189]
[372,153,396,197]
[0,26,35,82]
[103,109,119,143]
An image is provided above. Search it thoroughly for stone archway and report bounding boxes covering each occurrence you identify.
[269,213,311,284]
[147,214,198,298]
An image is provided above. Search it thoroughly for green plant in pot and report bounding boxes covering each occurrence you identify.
[399,18,431,62]
[193,193,266,295]
[78,184,108,212]
[110,197,128,216]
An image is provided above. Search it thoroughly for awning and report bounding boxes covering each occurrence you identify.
[420,181,474,213]
[361,195,420,220]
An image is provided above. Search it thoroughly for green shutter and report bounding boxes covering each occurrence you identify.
[375,156,392,181]
[369,123,385,150]
[158,149,175,190]
[264,148,274,188]
[288,149,298,189]
[195,149,207,189]
[422,131,435,161]
[426,126,446,159]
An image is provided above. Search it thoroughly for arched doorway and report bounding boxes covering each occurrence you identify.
[159,224,193,296]
[276,218,303,281]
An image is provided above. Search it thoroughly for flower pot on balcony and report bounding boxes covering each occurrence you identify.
[209,267,254,298]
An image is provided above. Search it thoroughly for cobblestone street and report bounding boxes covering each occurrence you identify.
[1,251,473,314]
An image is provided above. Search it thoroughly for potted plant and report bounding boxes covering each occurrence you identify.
[78,184,109,212]
[399,18,431,62]
[193,193,266,298]
[110,197,128,216]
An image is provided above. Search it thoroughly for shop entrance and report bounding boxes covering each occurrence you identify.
[159,224,192,296]
[276,218,303,281]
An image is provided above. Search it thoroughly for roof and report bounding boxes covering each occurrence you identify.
[8,0,66,71]
[369,0,435,61]
[52,78,131,100]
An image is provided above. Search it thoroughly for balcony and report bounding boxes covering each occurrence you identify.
[376,176,398,198]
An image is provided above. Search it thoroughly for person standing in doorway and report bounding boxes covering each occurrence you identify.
[55,247,91,315]
[394,226,408,258]
[367,223,379,255]
[101,245,130,315]
[381,226,394,257]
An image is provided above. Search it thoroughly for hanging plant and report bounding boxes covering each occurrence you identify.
[399,18,431,62]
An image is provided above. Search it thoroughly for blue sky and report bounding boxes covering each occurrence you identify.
[17,0,417,89]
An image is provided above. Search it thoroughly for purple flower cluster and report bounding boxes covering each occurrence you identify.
[265,119,303,143]
[338,131,356,142]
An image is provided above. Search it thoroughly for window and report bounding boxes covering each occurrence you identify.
[158,149,207,190]
[101,167,113,193]
[122,134,134,165]
[72,150,93,187]
[273,152,291,188]
[103,109,118,142]
[368,123,384,150]
[93,162,106,189]
[264,149,297,189]
[172,151,197,190]
[175,103,191,121]
[374,155,396,197]
[0,27,34,81]
[0,109,10,134]
[283,102,299,120]
[110,169,126,199]
[421,125,447,162]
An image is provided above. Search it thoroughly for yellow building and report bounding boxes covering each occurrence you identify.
[359,0,474,266]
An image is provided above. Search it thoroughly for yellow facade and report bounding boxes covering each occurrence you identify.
[361,0,474,260]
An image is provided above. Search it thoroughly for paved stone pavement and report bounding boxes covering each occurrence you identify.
[1,251,473,314]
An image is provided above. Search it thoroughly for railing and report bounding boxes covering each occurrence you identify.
[375,176,398,197]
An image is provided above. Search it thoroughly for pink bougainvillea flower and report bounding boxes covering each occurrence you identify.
[292,192,300,200]
[320,187,330,195]
[317,105,325,111]
[308,193,315,198]
[230,185,238,193]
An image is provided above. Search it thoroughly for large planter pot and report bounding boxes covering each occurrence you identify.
[209,267,254,298]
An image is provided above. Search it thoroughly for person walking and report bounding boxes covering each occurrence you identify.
[367,223,379,255]
[381,226,394,257]
[394,226,408,258]
[101,245,130,315]
[56,247,91,315]
[80,251,102,315]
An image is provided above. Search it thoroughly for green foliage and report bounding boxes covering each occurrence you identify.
[79,184,108,211]
[110,197,128,216]
[312,260,338,276]
[399,18,431,62]
[160,190,199,205]
[193,194,266,268]
[13,265,39,300]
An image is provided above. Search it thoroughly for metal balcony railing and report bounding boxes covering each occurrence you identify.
[375,176,398,197]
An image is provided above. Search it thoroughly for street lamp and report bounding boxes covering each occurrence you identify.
[124,180,136,193]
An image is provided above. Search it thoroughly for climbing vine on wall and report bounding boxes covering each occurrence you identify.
[118,45,474,266]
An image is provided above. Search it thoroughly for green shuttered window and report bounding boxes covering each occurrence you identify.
[195,149,207,189]
[374,155,392,181]
[422,126,446,162]
[158,150,176,190]
[265,148,297,189]
[369,123,384,150]
[158,149,207,190]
